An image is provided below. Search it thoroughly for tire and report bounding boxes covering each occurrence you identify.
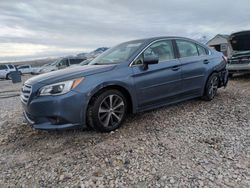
[87,89,127,132]
[228,73,233,78]
[202,73,219,101]
[6,73,11,80]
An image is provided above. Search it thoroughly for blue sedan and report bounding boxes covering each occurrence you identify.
[21,36,228,132]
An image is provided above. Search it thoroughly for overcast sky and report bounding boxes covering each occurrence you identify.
[0,0,249,62]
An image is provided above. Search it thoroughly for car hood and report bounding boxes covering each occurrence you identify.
[229,31,250,51]
[26,64,116,85]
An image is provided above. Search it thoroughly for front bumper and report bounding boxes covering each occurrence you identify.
[23,111,81,130]
[22,90,88,130]
[227,63,250,73]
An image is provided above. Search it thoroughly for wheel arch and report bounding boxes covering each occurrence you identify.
[86,83,135,115]
[203,70,219,95]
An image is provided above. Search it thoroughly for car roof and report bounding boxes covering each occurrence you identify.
[126,36,206,47]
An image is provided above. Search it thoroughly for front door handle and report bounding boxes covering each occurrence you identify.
[203,59,209,64]
[171,65,180,71]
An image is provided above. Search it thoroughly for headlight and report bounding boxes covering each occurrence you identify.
[39,78,84,96]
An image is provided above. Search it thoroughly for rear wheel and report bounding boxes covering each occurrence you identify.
[202,73,219,101]
[87,90,127,132]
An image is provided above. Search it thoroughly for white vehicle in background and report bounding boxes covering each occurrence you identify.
[0,64,17,79]
[17,64,33,74]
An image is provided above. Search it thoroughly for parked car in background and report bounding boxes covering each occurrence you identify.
[0,64,16,79]
[227,30,250,76]
[31,64,50,75]
[34,57,86,74]
[17,64,33,74]
[69,58,94,68]
[21,36,228,132]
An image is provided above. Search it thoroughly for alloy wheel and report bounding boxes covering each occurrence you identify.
[209,76,218,98]
[98,94,125,128]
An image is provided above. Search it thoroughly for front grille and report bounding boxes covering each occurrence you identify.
[20,84,32,104]
[229,59,250,64]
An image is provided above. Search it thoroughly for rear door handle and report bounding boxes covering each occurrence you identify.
[171,65,180,71]
[203,59,209,64]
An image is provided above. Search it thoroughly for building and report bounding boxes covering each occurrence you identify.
[206,34,232,57]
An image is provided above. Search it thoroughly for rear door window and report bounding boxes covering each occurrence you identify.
[197,45,208,56]
[176,40,199,58]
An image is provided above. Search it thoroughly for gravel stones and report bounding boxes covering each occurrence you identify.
[0,74,249,187]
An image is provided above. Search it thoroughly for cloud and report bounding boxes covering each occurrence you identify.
[0,0,249,62]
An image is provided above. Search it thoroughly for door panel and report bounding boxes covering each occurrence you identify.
[180,56,208,95]
[175,40,209,96]
[132,59,182,108]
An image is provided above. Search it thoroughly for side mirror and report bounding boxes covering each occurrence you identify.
[143,55,159,70]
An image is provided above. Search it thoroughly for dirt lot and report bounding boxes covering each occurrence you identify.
[0,75,249,187]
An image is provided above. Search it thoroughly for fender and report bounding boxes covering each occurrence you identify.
[86,81,138,113]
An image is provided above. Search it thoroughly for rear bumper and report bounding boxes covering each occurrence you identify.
[218,69,229,88]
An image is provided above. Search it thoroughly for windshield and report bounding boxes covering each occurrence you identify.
[89,41,143,65]
[80,59,92,66]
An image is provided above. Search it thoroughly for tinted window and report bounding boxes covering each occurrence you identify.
[176,40,199,58]
[0,65,7,70]
[58,59,69,66]
[70,59,83,65]
[197,45,208,56]
[8,65,14,69]
[18,65,29,69]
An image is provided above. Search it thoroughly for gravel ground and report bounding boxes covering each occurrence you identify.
[0,74,249,187]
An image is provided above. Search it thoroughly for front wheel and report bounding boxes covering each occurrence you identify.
[87,90,127,132]
[6,73,11,80]
[202,73,219,101]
